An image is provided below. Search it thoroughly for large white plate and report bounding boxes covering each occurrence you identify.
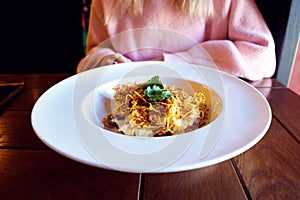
[31,61,271,173]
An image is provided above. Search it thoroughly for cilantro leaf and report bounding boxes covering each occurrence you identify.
[161,90,173,99]
[141,75,164,89]
[143,78,174,101]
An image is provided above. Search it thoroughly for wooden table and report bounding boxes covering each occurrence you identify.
[0,74,299,199]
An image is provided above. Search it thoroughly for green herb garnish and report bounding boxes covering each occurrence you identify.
[142,76,173,101]
[140,75,163,89]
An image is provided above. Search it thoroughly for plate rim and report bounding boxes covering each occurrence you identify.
[31,61,272,173]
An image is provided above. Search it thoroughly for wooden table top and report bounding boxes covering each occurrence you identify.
[0,74,299,199]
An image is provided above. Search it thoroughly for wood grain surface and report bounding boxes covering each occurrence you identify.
[0,74,299,199]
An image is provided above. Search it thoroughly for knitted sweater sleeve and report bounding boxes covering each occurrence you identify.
[76,0,116,73]
[163,0,276,80]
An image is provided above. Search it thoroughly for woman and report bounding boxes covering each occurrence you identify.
[77,0,276,81]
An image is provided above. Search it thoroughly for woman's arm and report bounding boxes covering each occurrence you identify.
[163,0,276,80]
[77,0,132,72]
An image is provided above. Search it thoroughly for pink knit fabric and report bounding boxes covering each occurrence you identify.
[77,0,276,80]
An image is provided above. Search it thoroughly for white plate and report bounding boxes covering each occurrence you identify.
[31,61,272,173]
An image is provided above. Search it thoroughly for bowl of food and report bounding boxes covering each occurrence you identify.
[76,62,223,171]
[100,75,222,137]
[32,61,271,172]
[82,74,221,141]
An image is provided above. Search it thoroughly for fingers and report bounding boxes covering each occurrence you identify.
[114,53,132,63]
[100,53,132,66]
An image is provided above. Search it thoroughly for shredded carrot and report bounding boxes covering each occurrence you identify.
[103,82,209,137]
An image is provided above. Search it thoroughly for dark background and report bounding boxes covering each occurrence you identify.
[254,0,292,78]
[0,0,292,74]
[0,0,84,74]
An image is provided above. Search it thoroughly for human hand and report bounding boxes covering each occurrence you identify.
[100,53,132,66]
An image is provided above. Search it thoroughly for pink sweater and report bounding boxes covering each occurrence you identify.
[77,0,276,80]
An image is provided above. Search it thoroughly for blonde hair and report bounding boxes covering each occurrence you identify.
[105,0,214,24]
